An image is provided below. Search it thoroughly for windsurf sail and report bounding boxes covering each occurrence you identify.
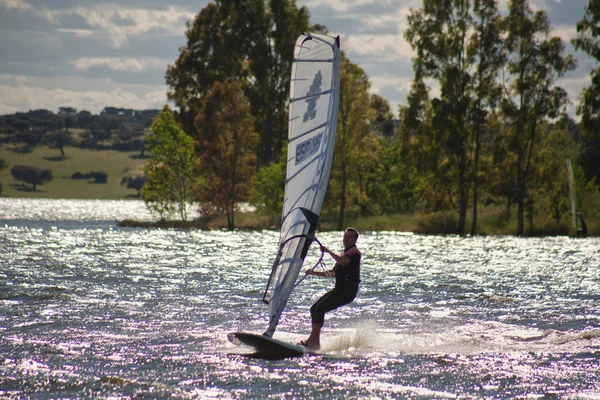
[262,33,341,338]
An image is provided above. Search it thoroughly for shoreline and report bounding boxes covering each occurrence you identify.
[117,212,594,238]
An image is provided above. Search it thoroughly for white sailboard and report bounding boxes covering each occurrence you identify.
[229,33,340,358]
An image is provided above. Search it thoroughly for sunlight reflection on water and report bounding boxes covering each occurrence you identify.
[0,200,600,398]
[0,198,255,223]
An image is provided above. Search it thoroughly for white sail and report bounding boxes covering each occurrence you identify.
[262,33,340,337]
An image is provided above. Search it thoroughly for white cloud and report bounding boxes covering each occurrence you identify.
[70,57,169,72]
[300,0,420,14]
[0,81,168,114]
[55,28,96,39]
[370,75,412,94]
[343,34,414,63]
[0,103,21,115]
[497,0,564,13]
[0,0,591,119]
[551,26,578,42]
[0,0,32,11]
[10,2,194,48]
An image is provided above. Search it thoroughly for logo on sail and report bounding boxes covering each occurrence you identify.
[295,132,323,165]
[303,71,322,122]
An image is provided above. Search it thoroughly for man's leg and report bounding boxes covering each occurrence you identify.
[303,291,336,349]
[306,323,323,350]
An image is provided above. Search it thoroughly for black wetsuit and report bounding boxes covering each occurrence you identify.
[310,246,361,325]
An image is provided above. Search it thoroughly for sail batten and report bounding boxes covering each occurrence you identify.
[262,33,340,338]
[286,157,322,183]
[293,59,335,63]
[287,123,327,143]
[291,89,334,103]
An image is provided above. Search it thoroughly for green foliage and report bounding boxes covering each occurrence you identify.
[0,159,4,195]
[250,147,286,225]
[141,165,176,221]
[415,211,458,235]
[195,81,260,230]
[368,94,395,137]
[375,150,418,214]
[326,54,371,230]
[575,167,600,230]
[142,106,200,221]
[533,124,577,224]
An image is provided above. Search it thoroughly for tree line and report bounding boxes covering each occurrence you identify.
[0,107,159,157]
[144,0,600,235]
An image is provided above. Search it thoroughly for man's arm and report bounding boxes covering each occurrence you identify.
[306,269,335,278]
[321,245,357,266]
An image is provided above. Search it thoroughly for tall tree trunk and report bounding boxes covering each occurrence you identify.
[458,153,468,235]
[516,148,525,236]
[527,196,534,234]
[261,119,273,166]
[471,122,481,236]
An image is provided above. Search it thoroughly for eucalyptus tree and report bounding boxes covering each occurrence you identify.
[466,0,504,234]
[165,0,310,165]
[406,0,477,234]
[195,81,260,230]
[501,0,576,236]
[572,0,600,184]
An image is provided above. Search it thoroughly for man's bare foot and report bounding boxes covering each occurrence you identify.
[298,340,320,350]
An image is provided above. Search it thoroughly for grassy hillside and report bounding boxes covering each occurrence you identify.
[0,144,147,199]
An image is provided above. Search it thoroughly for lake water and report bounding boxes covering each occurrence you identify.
[1,198,600,398]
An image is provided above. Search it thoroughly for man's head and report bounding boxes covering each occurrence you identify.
[343,227,359,248]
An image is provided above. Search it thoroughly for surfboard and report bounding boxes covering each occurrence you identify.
[228,332,313,359]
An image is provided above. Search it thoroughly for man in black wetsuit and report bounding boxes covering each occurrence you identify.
[300,227,361,350]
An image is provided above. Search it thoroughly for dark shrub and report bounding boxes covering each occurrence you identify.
[71,172,91,179]
[89,171,108,183]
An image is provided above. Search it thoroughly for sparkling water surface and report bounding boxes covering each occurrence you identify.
[1,198,600,398]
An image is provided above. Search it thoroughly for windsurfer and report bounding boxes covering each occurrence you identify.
[301,227,361,350]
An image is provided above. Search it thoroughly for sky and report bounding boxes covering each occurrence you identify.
[0,0,594,117]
